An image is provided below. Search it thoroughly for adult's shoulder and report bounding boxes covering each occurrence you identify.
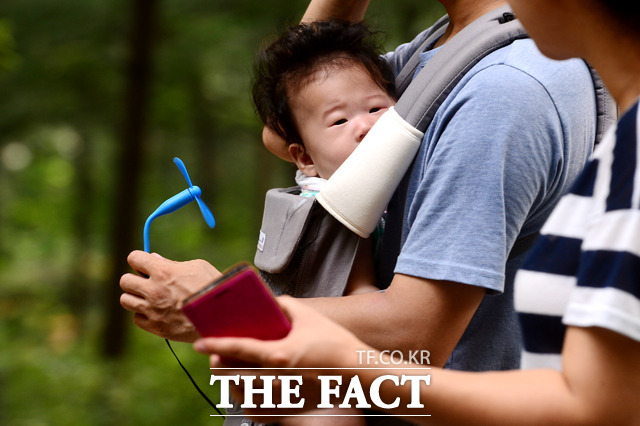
[503,39,592,90]
[454,38,596,134]
[382,26,438,75]
[473,39,592,91]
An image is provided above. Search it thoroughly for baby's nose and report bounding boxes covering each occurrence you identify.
[355,115,376,142]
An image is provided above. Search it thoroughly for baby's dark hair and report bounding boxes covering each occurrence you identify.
[251,19,396,146]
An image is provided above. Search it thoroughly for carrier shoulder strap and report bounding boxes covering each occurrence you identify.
[394,5,528,133]
[393,13,450,97]
[320,5,615,253]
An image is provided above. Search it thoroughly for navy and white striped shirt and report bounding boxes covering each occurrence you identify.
[515,100,640,370]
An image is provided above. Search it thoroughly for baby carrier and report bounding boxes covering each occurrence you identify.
[255,185,362,297]
[253,5,616,299]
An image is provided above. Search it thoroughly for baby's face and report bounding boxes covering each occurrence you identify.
[290,64,396,179]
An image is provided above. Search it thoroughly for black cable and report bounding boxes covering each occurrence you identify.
[165,339,225,418]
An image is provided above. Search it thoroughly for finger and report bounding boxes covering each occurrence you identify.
[126,250,165,277]
[120,272,150,299]
[276,295,305,314]
[208,354,257,370]
[195,337,277,366]
[209,353,224,368]
[120,291,149,314]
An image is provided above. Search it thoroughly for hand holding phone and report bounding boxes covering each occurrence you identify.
[182,263,291,340]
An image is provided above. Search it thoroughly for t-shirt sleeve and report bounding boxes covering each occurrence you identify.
[562,210,640,342]
[563,112,640,342]
[394,64,565,293]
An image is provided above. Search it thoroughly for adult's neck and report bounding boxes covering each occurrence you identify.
[587,55,640,113]
[435,0,507,48]
[588,40,640,115]
[571,7,640,115]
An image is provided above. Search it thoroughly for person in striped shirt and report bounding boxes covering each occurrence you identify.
[195,1,640,423]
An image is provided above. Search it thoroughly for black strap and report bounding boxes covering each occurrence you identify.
[165,339,225,418]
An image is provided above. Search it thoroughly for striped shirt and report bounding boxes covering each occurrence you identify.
[515,100,640,370]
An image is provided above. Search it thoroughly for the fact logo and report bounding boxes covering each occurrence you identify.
[210,371,431,411]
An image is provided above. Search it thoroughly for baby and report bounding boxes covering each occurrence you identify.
[252,19,397,296]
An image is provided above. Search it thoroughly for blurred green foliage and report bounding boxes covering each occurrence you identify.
[0,0,443,424]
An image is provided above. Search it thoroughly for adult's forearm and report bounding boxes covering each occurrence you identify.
[351,326,640,425]
[354,366,583,425]
[301,292,445,365]
[197,300,639,424]
[299,291,392,347]
[301,297,587,424]
[298,277,483,367]
[301,0,370,23]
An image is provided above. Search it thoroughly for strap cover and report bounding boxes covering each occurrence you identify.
[316,107,423,237]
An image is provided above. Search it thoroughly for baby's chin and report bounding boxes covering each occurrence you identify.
[319,162,350,180]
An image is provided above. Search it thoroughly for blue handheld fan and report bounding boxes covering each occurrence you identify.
[143,157,215,253]
[141,157,222,417]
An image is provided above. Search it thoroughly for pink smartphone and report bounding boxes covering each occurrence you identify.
[182,263,291,340]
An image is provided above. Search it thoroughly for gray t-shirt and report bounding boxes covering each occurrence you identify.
[378,36,596,371]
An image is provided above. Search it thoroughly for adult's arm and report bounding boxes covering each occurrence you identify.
[196,297,640,425]
[302,274,485,367]
[301,0,370,23]
[368,325,640,425]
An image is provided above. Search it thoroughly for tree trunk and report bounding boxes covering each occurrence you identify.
[102,0,158,358]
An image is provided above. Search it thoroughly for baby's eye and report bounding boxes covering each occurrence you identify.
[369,107,382,113]
[332,118,348,126]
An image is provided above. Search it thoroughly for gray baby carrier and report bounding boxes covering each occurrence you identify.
[253,5,615,299]
[255,186,362,297]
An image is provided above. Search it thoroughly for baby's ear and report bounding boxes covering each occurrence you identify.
[288,143,318,177]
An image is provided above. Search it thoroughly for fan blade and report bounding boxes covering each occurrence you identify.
[195,196,216,228]
[173,157,193,187]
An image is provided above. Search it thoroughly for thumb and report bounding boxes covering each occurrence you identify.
[127,250,170,276]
